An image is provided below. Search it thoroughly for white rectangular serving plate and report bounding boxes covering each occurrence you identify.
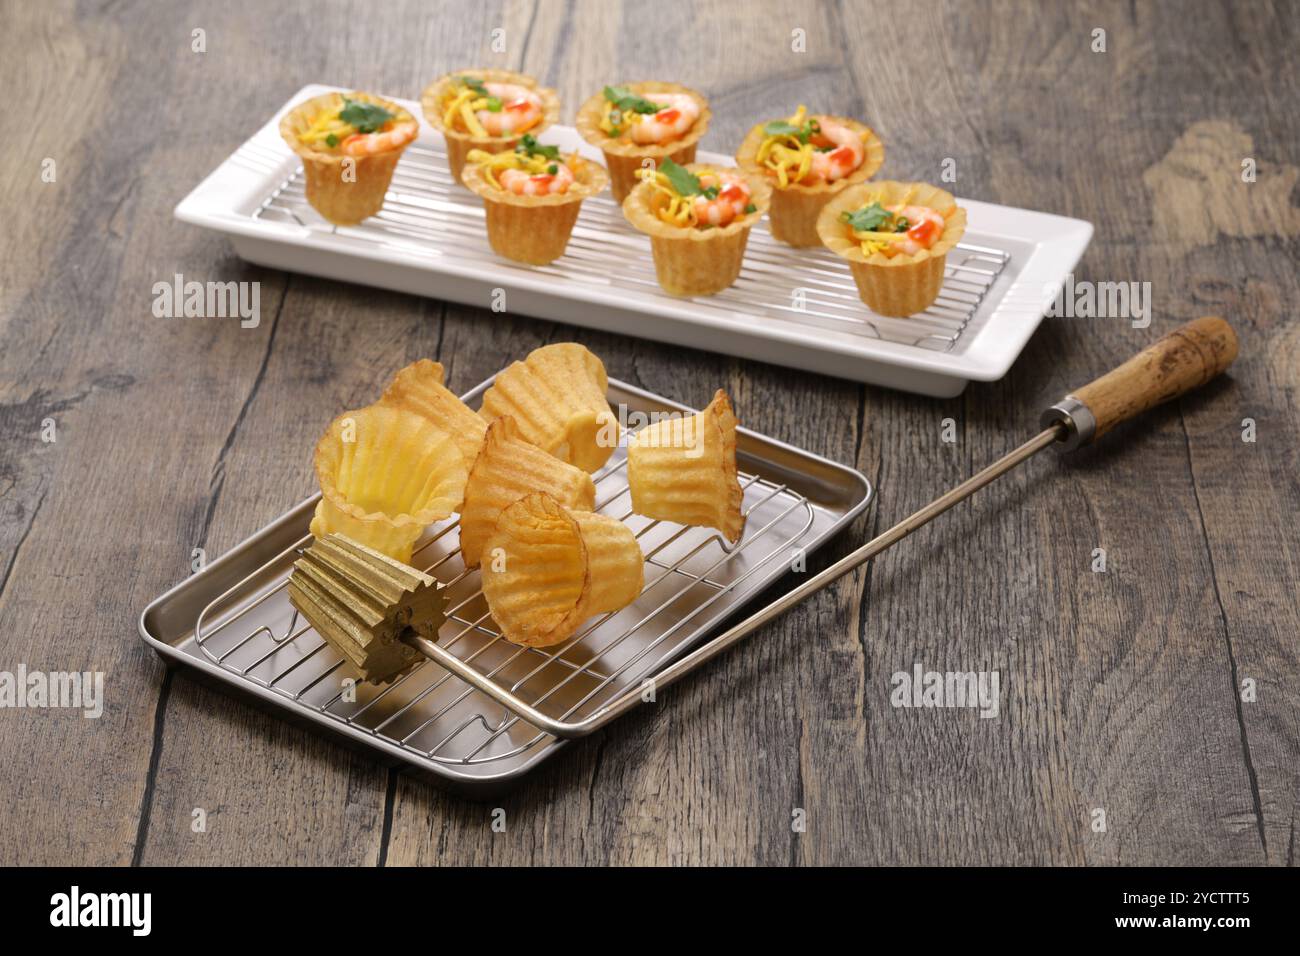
[176,83,1093,397]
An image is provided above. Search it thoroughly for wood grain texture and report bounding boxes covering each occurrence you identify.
[1073,316,1239,437]
[0,0,1296,866]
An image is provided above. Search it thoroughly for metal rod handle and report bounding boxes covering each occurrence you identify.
[407,425,1063,739]
[406,317,1242,740]
[547,425,1066,737]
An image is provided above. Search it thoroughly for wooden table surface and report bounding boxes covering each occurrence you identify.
[2,0,1297,866]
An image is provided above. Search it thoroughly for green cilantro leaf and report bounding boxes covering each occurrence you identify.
[603,85,664,115]
[515,133,560,160]
[324,133,339,148]
[763,116,821,144]
[658,158,701,196]
[840,202,895,232]
[485,96,503,112]
[339,98,396,134]
[763,120,802,137]
[743,202,757,214]
[456,75,489,96]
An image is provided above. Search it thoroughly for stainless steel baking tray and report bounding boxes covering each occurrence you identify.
[139,376,872,795]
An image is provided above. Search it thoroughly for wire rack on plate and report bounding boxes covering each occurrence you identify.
[248,142,1011,354]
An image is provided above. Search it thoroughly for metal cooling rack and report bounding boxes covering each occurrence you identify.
[248,142,1010,353]
[190,438,816,768]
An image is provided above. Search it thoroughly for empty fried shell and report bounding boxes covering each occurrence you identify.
[627,389,745,542]
[481,492,645,647]
[310,403,469,563]
[479,342,618,472]
[458,416,596,567]
[380,359,487,465]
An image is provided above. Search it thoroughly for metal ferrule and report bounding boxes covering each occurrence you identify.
[1039,395,1097,452]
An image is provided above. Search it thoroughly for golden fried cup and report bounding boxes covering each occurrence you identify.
[420,69,560,185]
[310,404,469,563]
[627,389,744,542]
[817,180,967,317]
[380,359,487,465]
[479,343,617,472]
[735,115,883,247]
[279,91,416,225]
[461,154,608,265]
[574,82,711,203]
[481,493,644,647]
[458,416,596,567]
[622,165,771,297]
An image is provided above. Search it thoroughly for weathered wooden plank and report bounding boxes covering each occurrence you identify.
[0,0,1295,866]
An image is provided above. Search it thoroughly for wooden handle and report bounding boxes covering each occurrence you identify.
[1071,316,1238,439]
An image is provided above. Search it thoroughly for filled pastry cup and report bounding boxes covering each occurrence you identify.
[421,68,560,185]
[458,416,596,567]
[575,81,711,202]
[310,404,469,564]
[817,180,967,318]
[622,161,771,297]
[481,493,644,647]
[461,140,608,265]
[734,108,884,247]
[479,343,617,472]
[627,389,745,542]
[279,91,418,225]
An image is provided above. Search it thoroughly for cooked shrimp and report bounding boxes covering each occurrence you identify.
[807,119,865,183]
[692,173,752,227]
[340,120,419,157]
[499,162,575,196]
[885,204,946,255]
[629,93,700,145]
[476,84,544,136]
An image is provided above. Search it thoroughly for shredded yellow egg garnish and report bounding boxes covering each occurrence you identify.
[298,109,353,146]
[637,168,699,227]
[598,106,623,137]
[442,84,491,138]
[757,105,815,187]
[467,148,577,190]
[853,233,906,257]
[846,188,928,256]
